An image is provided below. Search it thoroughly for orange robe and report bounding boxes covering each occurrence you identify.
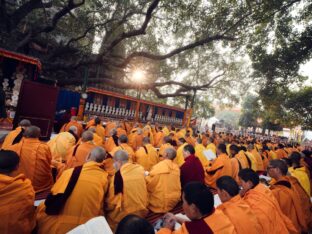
[110,143,135,162]
[66,141,95,169]
[251,149,264,171]
[116,127,127,137]
[230,158,240,183]
[105,163,148,231]
[205,153,232,188]
[104,136,117,152]
[1,126,23,150]
[157,209,235,234]
[36,161,108,234]
[185,136,196,146]
[134,144,159,171]
[154,132,165,148]
[92,133,105,147]
[8,138,53,193]
[60,120,83,137]
[0,174,35,234]
[95,124,105,140]
[217,195,262,233]
[195,144,209,167]
[275,148,288,159]
[236,152,249,169]
[270,178,307,232]
[146,159,181,213]
[242,183,297,234]
[85,119,95,129]
[105,122,116,137]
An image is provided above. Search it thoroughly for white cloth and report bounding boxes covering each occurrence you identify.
[67,216,113,234]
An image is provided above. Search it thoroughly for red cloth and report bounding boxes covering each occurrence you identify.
[180,154,205,188]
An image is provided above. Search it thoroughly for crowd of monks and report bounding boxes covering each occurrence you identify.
[0,116,312,234]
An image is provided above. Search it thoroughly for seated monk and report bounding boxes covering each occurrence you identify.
[60,116,83,137]
[48,126,78,165]
[94,117,105,140]
[128,128,144,151]
[89,127,105,147]
[289,152,311,196]
[247,144,264,173]
[157,182,235,234]
[216,176,262,233]
[66,131,96,169]
[239,169,297,234]
[116,122,127,137]
[154,127,165,148]
[194,138,209,168]
[135,137,159,171]
[1,119,31,150]
[0,150,35,233]
[275,144,288,159]
[175,138,188,166]
[36,147,109,234]
[206,137,216,154]
[104,128,118,152]
[115,214,154,234]
[180,144,205,188]
[7,126,53,193]
[158,136,175,160]
[268,160,308,233]
[146,148,181,213]
[105,150,148,231]
[110,134,135,162]
[205,144,232,189]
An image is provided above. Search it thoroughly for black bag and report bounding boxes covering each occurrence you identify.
[44,165,83,215]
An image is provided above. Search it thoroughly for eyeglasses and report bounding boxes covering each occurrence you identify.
[267,166,275,170]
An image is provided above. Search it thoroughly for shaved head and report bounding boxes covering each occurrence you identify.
[88,147,106,163]
[19,119,31,127]
[165,148,176,160]
[114,150,129,163]
[68,126,77,134]
[142,136,150,144]
[88,127,96,133]
[24,126,40,138]
[0,150,20,174]
[81,131,94,142]
[119,134,128,144]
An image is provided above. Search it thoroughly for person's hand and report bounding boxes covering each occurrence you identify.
[162,213,176,230]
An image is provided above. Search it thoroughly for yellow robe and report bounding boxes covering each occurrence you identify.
[0,174,35,234]
[146,159,181,213]
[104,136,117,152]
[206,143,216,154]
[245,151,257,172]
[95,124,105,140]
[195,144,209,167]
[92,133,104,147]
[1,126,23,150]
[60,120,83,137]
[175,143,188,167]
[105,163,148,231]
[134,144,159,171]
[110,143,135,162]
[289,167,311,196]
[8,138,53,193]
[36,162,108,234]
[251,149,264,171]
[66,141,95,169]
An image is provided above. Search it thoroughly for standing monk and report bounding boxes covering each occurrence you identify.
[8,126,53,193]
[1,119,31,150]
[0,150,35,234]
[60,116,83,137]
[146,148,181,213]
[134,137,159,171]
[36,147,109,234]
[106,150,148,231]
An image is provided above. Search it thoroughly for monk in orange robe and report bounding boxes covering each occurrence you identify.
[216,176,262,233]
[205,144,232,188]
[89,127,105,147]
[143,124,154,145]
[94,117,105,140]
[154,127,165,148]
[128,128,144,151]
[194,138,209,168]
[60,116,83,137]
[275,144,288,159]
[105,121,116,137]
[66,131,96,169]
[1,119,31,149]
[185,132,195,147]
[36,147,109,234]
[134,137,159,171]
[105,150,148,231]
[239,168,298,234]
[247,144,264,172]
[0,150,35,234]
[110,134,135,162]
[146,147,181,213]
[158,136,175,160]
[8,126,53,193]
[268,160,308,232]
[116,122,127,137]
[104,128,118,152]
[158,182,235,234]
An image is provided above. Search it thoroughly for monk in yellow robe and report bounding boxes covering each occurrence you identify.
[94,117,105,139]
[146,147,181,213]
[205,144,232,188]
[230,145,249,169]
[66,131,96,169]
[60,116,83,137]
[289,152,311,196]
[158,136,175,160]
[110,134,135,162]
[143,124,154,145]
[105,121,116,137]
[8,126,53,193]
[239,168,298,234]
[175,138,188,166]
[158,182,235,234]
[194,138,209,168]
[1,119,31,150]
[0,150,35,234]
[116,122,127,137]
[154,127,165,148]
[216,176,262,233]
[36,147,109,234]
[89,127,105,147]
[105,150,148,231]
[185,132,195,147]
[206,137,216,154]
[268,160,308,233]
[104,128,118,152]
[128,128,143,151]
[135,137,159,171]
[247,144,264,172]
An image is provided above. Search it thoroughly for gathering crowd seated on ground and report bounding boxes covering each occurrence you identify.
[0,116,311,234]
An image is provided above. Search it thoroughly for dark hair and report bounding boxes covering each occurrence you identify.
[95,117,101,125]
[0,150,20,173]
[183,144,195,154]
[217,143,227,153]
[278,143,284,149]
[238,168,259,187]
[240,146,247,152]
[269,160,288,175]
[163,136,171,144]
[229,144,239,155]
[119,134,128,143]
[115,214,154,234]
[183,182,214,215]
[178,138,186,143]
[216,176,239,197]
[289,152,301,166]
